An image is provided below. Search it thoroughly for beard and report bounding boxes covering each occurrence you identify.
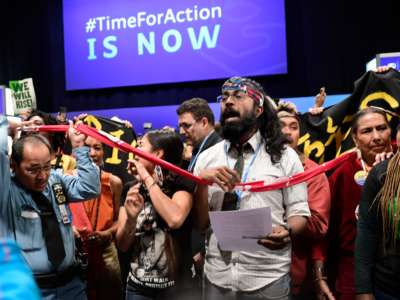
[220,107,259,143]
[285,135,294,145]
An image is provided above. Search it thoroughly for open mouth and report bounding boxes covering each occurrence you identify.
[225,116,240,122]
[222,109,240,123]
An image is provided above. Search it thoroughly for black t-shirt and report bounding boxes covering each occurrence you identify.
[355,159,400,297]
[121,174,196,290]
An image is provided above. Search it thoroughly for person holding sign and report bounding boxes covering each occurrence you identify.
[193,77,310,300]
[0,115,100,300]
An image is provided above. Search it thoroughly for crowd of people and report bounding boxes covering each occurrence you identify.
[1,71,400,300]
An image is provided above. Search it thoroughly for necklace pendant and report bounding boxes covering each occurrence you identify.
[354,170,368,186]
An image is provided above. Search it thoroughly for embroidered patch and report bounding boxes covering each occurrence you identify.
[52,183,66,205]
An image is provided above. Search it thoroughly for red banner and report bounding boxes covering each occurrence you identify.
[34,124,357,192]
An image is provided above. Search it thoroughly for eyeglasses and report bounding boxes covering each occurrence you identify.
[217,92,247,104]
[25,164,52,176]
[217,84,264,107]
[178,122,195,130]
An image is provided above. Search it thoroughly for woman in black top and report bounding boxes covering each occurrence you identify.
[116,130,196,300]
[355,152,400,300]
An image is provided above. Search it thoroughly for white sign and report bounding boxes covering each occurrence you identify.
[9,78,37,114]
[209,207,272,252]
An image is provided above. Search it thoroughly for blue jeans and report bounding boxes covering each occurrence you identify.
[375,289,400,300]
[41,276,87,300]
[126,283,177,300]
[126,280,201,300]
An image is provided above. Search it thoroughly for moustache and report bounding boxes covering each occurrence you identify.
[285,135,294,144]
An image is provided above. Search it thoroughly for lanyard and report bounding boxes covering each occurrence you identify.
[224,142,262,205]
[188,130,214,172]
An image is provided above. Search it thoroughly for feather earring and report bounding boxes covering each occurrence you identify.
[154,165,163,186]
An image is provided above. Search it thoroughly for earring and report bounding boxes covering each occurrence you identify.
[154,165,163,185]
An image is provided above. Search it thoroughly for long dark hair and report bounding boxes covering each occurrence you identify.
[354,107,393,249]
[27,110,66,153]
[351,106,389,135]
[259,99,288,163]
[145,129,183,167]
[242,79,288,163]
[375,151,400,250]
[143,129,184,279]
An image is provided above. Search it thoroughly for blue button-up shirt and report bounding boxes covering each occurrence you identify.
[0,116,100,274]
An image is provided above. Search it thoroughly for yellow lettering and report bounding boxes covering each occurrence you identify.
[84,115,102,130]
[360,92,399,110]
[105,129,125,164]
[128,139,138,161]
[335,127,352,157]
[303,140,325,159]
[298,133,325,160]
[297,133,310,146]
[323,117,339,147]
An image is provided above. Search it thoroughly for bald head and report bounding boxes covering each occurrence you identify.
[12,135,52,165]
[11,135,52,192]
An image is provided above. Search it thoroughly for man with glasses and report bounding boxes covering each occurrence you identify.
[193,77,310,299]
[176,98,222,292]
[177,97,221,172]
[0,116,100,300]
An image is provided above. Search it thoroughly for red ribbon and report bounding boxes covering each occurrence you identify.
[35,124,356,192]
[247,151,356,192]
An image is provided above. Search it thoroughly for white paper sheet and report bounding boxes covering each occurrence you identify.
[209,207,272,252]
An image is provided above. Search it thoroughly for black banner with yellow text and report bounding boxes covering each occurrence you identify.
[298,69,400,162]
[82,115,137,183]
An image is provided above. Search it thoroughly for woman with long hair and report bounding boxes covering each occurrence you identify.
[355,150,400,300]
[116,129,195,300]
[316,107,392,300]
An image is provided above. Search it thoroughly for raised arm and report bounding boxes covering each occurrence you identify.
[0,116,12,222]
[116,183,144,252]
[131,159,194,229]
[59,126,100,200]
